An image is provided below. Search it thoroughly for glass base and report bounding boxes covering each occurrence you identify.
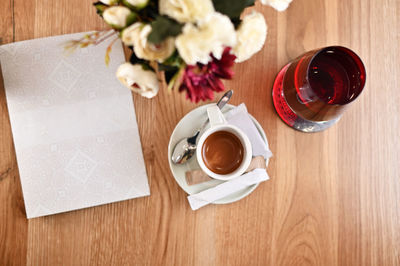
[272,64,341,133]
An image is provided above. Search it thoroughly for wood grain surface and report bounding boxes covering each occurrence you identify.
[1,0,399,265]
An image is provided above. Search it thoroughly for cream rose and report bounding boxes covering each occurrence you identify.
[159,0,214,23]
[103,6,134,29]
[121,22,142,45]
[99,0,118,5]
[175,13,237,65]
[233,12,267,62]
[116,63,159,98]
[123,0,149,10]
[260,0,293,11]
[122,22,175,62]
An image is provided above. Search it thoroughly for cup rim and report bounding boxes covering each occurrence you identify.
[196,124,252,181]
[306,46,367,106]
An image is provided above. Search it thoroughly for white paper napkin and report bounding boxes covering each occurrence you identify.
[188,169,270,210]
[0,32,150,218]
[187,104,272,210]
[225,104,273,160]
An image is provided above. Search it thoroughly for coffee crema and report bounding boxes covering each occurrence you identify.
[201,130,244,175]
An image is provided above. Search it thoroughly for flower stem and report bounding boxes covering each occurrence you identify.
[95,30,117,45]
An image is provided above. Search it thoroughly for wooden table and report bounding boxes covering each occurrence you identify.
[1,0,399,265]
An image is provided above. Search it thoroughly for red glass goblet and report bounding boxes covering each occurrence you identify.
[272,46,366,132]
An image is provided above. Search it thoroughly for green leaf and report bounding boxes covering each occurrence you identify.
[164,67,179,84]
[231,17,242,29]
[137,0,159,20]
[162,51,183,67]
[212,0,255,19]
[129,52,146,65]
[148,16,183,44]
[93,2,108,16]
[157,64,178,72]
[157,62,178,84]
[125,12,137,27]
[129,53,154,71]
[158,51,185,85]
[141,64,154,71]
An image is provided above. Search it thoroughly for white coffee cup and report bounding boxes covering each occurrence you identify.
[196,106,252,180]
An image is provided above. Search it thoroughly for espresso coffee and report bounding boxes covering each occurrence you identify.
[201,130,244,175]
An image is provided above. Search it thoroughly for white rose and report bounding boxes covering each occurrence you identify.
[260,0,293,11]
[122,23,175,62]
[159,0,214,23]
[175,13,237,65]
[99,0,118,5]
[116,63,159,98]
[103,6,134,29]
[123,0,149,10]
[233,12,267,62]
[121,22,142,46]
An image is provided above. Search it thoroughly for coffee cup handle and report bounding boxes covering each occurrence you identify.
[207,105,227,127]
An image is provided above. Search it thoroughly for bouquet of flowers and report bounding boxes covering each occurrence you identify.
[67,0,292,102]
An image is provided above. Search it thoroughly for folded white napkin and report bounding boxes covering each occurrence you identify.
[0,33,150,218]
[187,103,272,210]
[188,169,270,210]
[225,104,273,160]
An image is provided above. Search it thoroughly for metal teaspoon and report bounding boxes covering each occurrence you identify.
[171,90,233,164]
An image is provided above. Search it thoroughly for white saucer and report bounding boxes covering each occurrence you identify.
[168,104,270,204]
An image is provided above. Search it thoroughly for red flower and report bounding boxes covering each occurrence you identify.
[179,47,236,103]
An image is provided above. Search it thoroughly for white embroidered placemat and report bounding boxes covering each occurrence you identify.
[0,32,150,218]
